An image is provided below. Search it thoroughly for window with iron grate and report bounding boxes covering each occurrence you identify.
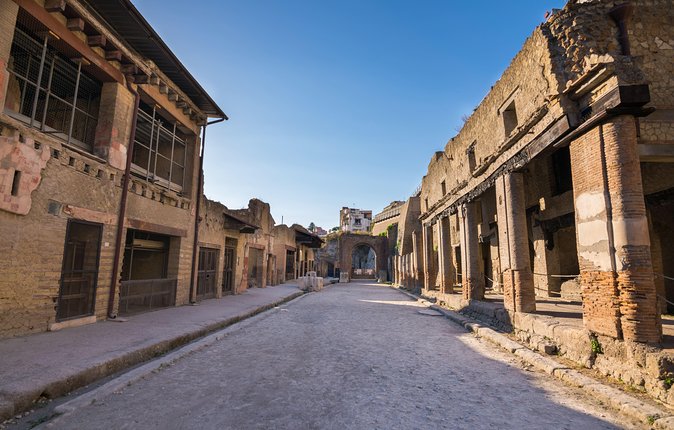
[5,26,101,152]
[131,101,188,193]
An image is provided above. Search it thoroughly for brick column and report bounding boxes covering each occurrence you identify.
[0,0,18,112]
[496,172,536,313]
[438,216,454,294]
[422,224,432,291]
[93,82,135,170]
[460,202,484,300]
[570,115,660,343]
[412,231,423,290]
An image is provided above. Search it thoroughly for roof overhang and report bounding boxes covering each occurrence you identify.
[223,212,258,234]
[82,0,227,119]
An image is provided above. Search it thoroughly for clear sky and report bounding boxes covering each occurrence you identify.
[133,0,566,230]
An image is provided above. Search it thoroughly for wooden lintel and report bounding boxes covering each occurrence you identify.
[71,57,91,66]
[120,64,138,75]
[87,35,106,48]
[105,50,122,62]
[66,17,85,32]
[45,0,66,12]
[14,0,124,84]
[133,74,150,84]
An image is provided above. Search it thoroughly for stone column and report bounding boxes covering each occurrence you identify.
[460,202,484,300]
[570,115,660,343]
[0,0,18,112]
[496,172,536,313]
[438,216,454,294]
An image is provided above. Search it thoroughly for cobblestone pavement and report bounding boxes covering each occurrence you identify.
[44,282,635,429]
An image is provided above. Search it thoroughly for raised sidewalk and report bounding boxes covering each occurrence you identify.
[0,284,303,420]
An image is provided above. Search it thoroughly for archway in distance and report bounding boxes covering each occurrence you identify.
[352,244,376,279]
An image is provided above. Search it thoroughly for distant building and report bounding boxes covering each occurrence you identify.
[371,201,405,236]
[339,207,372,233]
[313,226,328,237]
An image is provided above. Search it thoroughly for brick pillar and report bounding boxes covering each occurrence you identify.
[412,231,423,290]
[0,0,18,111]
[93,82,135,170]
[438,216,454,294]
[570,116,661,343]
[460,202,484,300]
[422,224,432,291]
[496,172,536,313]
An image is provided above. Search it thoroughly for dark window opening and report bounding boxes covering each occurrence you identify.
[6,26,101,151]
[502,101,518,137]
[552,146,573,195]
[441,180,447,196]
[467,142,477,173]
[11,170,21,196]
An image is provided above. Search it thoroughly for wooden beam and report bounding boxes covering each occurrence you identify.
[66,17,85,32]
[87,34,106,48]
[44,0,66,12]
[168,91,179,102]
[132,74,150,84]
[105,50,122,62]
[120,64,138,75]
[71,57,91,66]
[13,0,124,84]
[176,101,188,108]
[159,83,169,94]
[149,75,160,86]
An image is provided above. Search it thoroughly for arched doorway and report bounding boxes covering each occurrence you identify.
[352,244,376,279]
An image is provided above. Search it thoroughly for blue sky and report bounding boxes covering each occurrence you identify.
[134,0,566,230]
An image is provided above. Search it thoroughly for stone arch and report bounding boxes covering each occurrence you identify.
[352,243,377,278]
[338,233,388,281]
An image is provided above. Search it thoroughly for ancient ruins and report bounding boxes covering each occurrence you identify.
[1,0,674,419]
[376,0,674,407]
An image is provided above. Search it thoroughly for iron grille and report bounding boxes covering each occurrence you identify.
[7,27,101,151]
[131,102,187,192]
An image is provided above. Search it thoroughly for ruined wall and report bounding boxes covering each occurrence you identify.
[420,24,567,221]
[0,121,122,337]
[271,224,296,284]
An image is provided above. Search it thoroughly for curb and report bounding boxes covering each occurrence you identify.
[41,292,310,427]
[389,285,674,429]
[1,290,305,423]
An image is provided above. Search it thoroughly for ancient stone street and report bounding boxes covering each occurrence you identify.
[46,283,635,429]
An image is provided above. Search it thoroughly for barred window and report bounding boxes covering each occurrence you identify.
[131,101,188,193]
[5,27,101,152]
